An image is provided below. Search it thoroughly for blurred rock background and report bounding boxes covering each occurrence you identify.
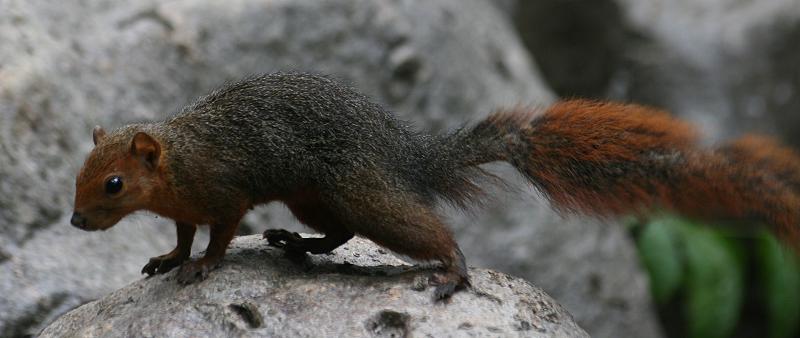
[0,0,797,337]
[512,0,800,146]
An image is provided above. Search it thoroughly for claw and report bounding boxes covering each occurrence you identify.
[142,253,186,276]
[430,272,469,301]
[434,281,458,300]
[263,229,303,247]
[142,258,160,275]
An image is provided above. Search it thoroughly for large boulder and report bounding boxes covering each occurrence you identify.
[40,235,589,338]
[0,0,659,337]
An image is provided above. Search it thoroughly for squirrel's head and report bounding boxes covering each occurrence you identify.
[71,125,164,231]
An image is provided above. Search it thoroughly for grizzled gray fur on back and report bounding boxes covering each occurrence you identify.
[155,72,502,208]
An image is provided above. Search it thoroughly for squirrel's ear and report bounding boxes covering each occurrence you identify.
[130,132,161,170]
[92,126,106,145]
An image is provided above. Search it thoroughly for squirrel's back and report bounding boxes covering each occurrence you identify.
[151,73,486,205]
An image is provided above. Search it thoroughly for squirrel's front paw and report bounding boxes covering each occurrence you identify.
[142,253,187,276]
[176,260,214,284]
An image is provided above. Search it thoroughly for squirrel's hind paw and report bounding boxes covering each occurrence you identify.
[430,271,470,301]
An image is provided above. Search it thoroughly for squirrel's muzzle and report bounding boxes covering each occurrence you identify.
[70,212,88,230]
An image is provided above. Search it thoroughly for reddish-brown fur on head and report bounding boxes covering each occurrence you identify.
[72,125,166,231]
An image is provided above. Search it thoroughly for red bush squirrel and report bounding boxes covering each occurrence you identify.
[72,73,800,299]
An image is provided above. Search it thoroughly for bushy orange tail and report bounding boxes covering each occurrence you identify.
[476,99,800,244]
[718,135,800,192]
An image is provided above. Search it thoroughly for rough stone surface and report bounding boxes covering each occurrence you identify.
[1,0,659,337]
[40,235,589,338]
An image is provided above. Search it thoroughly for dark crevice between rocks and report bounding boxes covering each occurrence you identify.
[588,273,603,296]
[2,293,70,338]
[364,310,410,338]
[458,322,473,330]
[228,302,263,329]
[384,44,424,104]
[0,247,10,264]
[513,0,634,98]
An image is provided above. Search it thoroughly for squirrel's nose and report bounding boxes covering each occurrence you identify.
[70,212,87,229]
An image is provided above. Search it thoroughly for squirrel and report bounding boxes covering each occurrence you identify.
[72,72,800,299]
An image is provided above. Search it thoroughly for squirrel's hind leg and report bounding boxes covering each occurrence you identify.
[323,182,470,300]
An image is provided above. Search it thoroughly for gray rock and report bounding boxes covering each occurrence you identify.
[490,0,518,17]
[615,0,800,146]
[512,0,800,146]
[1,0,659,336]
[0,214,210,338]
[39,235,589,338]
[512,0,629,99]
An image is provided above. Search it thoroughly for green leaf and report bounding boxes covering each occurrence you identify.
[637,218,684,303]
[756,231,800,338]
[682,224,744,338]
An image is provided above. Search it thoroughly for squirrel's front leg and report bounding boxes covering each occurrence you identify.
[176,221,238,284]
[142,222,196,275]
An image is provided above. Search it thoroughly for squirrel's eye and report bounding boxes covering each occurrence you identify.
[105,176,123,195]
